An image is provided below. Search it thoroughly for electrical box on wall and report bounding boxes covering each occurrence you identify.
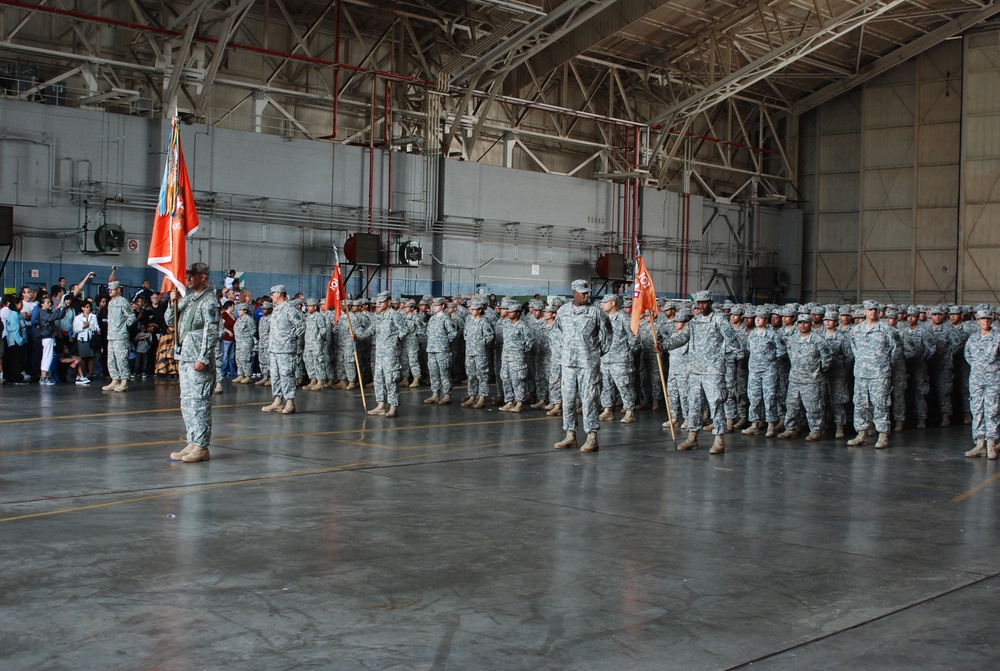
[596,253,627,281]
[397,241,422,266]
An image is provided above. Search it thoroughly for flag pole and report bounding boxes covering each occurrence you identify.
[345,308,367,411]
[648,312,675,441]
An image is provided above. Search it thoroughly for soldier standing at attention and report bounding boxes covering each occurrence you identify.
[779,314,833,441]
[661,290,738,454]
[847,300,898,448]
[233,303,257,383]
[165,262,221,463]
[262,284,304,414]
[723,306,748,432]
[822,310,854,439]
[498,300,535,413]
[664,308,692,431]
[358,291,409,417]
[554,280,612,453]
[964,308,1000,459]
[543,304,564,417]
[883,309,908,432]
[926,305,963,427]
[598,294,639,424]
[461,297,494,408]
[302,298,331,390]
[742,306,787,437]
[899,305,935,429]
[103,279,137,392]
[424,297,459,405]
[254,301,273,386]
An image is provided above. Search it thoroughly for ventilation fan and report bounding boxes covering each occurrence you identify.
[94,224,125,253]
[398,241,422,266]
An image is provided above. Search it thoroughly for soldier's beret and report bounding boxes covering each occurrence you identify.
[270,284,286,294]
[571,279,591,293]
[824,310,838,321]
[375,291,392,303]
[107,281,120,291]
[693,290,713,302]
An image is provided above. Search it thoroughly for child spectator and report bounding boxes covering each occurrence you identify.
[132,323,157,379]
[72,302,100,383]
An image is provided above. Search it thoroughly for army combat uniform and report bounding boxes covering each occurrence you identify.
[964,310,1000,459]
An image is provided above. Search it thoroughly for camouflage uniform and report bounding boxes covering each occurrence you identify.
[464,310,494,399]
[926,318,963,419]
[106,294,136,381]
[525,302,549,401]
[165,288,220,448]
[599,309,638,411]
[555,299,612,434]
[723,318,748,422]
[500,311,534,403]
[665,317,690,425]
[638,319,665,405]
[663,308,739,437]
[303,306,332,382]
[234,309,257,379]
[783,327,833,435]
[886,322,907,424]
[358,304,409,407]
[746,325,787,424]
[333,305,360,383]
[899,320,935,423]
[850,318,898,435]
[257,311,271,378]
[965,325,1000,441]
[426,306,459,395]
[544,311,563,405]
[403,308,424,381]
[269,299,305,401]
[823,326,854,428]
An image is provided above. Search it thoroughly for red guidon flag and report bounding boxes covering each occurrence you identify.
[324,259,346,323]
[630,256,658,335]
[148,118,199,296]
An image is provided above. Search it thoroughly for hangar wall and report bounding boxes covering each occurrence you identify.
[799,38,976,305]
[0,97,798,301]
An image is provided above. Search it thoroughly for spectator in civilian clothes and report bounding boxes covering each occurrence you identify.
[220,300,237,379]
[72,302,99,384]
[4,295,28,384]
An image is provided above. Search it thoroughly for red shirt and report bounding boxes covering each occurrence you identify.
[221,311,236,341]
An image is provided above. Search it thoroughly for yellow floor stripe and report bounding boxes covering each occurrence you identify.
[951,471,1000,503]
[0,401,265,425]
[1,416,552,456]
[0,439,528,524]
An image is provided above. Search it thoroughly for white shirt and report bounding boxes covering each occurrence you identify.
[73,312,99,341]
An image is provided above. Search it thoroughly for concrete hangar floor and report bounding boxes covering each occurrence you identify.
[1,380,997,671]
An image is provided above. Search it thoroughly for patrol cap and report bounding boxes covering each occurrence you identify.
[107,281,120,291]
[673,308,691,322]
[796,313,810,323]
[947,305,962,315]
[730,305,744,316]
[693,290,713,302]
[824,310,838,321]
[571,279,591,294]
[238,303,251,311]
[862,300,878,310]
[431,297,446,306]
[305,298,320,307]
[600,294,618,305]
[853,309,864,318]
[374,291,392,303]
[507,301,523,313]
[261,301,273,309]
[754,306,770,318]
[779,306,796,317]
[187,262,209,275]
[976,308,993,319]
[467,298,483,310]
[622,298,633,308]
[661,300,676,311]
[929,305,945,315]
[418,298,429,306]
[885,309,899,319]
[810,306,825,315]
[270,284,286,295]
[544,304,558,314]
[838,306,853,316]
[405,299,417,308]
[528,299,545,310]
[906,306,920,317]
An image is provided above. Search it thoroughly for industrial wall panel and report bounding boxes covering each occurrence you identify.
[915,207,959,247]
[818,173,860,212]
[815,251,858,297]
[862,127,915,168]
[862,167,914,210]
[917,123,961,166]
[869,61,916,88]
[963,203,1000,246]
[918,81,962,126]
[862,86,915,128]
[914,165,960,207]
[963,115,1000,159]
[919,40,963,81]
[816,92,862,134]
[818,134,861,172]
[861,251,913,301]
[816,212,859,250]
[862,209,914,250]
[961,158,1000,199]
[915,249,958,295]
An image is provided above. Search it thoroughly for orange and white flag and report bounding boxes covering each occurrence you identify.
[148,118,199,296]
[630,256,658,335]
